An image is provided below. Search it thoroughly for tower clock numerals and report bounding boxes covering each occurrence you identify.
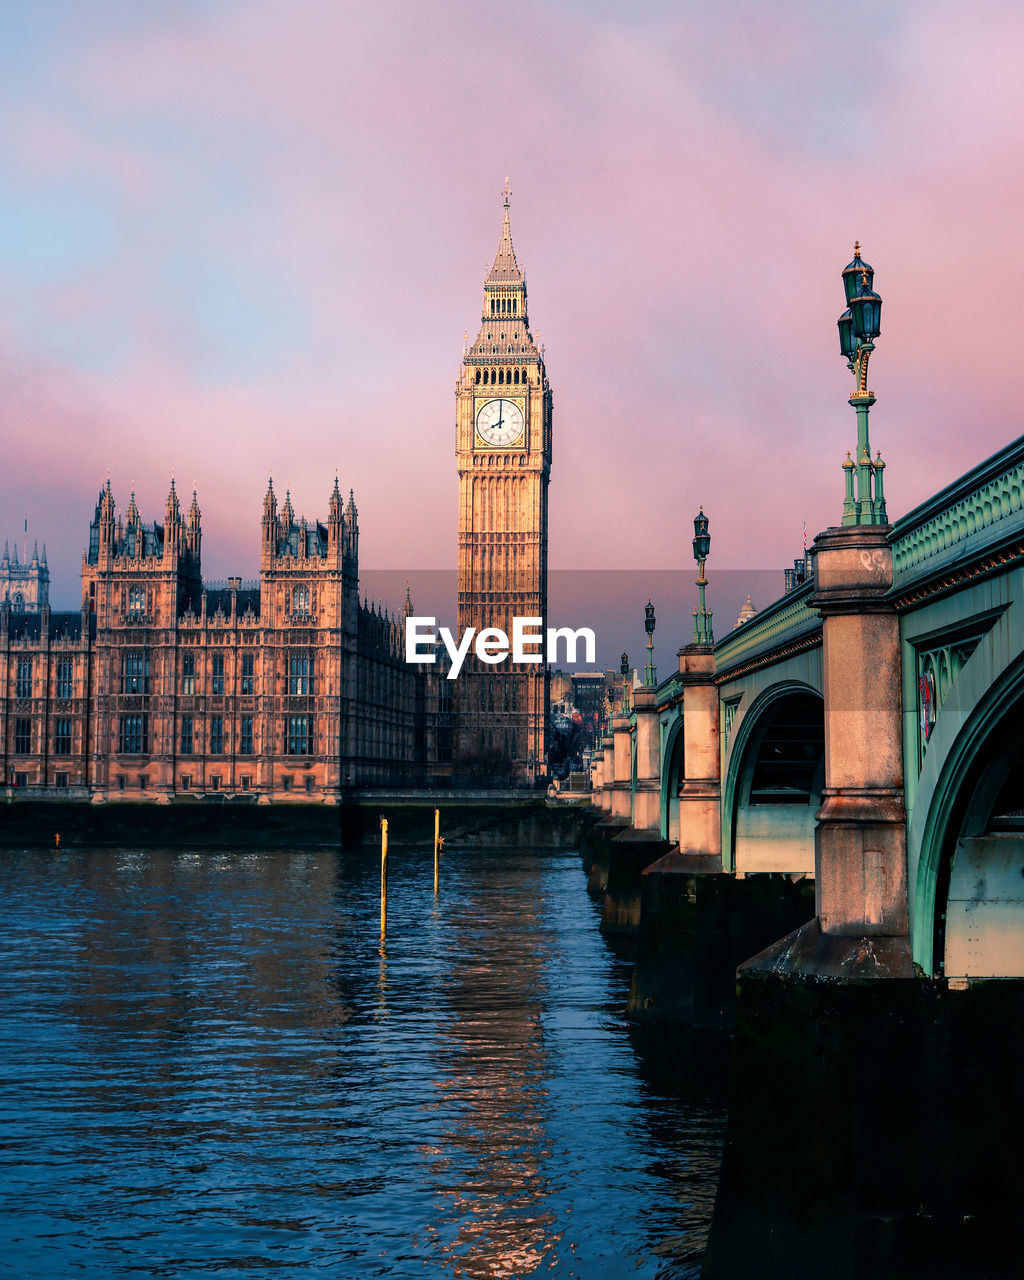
[475,398,525,447]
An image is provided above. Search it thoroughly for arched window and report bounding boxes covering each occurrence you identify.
[293,585,310,616]
[513,369,520,384]
[498,369,504,384]
[475,369,480,384]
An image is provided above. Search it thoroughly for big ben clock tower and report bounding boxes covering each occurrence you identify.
[455,183,552,784]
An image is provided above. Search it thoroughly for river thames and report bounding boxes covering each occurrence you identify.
[0,842,728,1278]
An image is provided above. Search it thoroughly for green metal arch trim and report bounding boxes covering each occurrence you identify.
[720,679,823,875]
[659,712,686,839]
[909,598,1024,972]
[658,702,684,774]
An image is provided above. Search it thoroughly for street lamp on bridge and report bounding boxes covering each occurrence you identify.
[620,650,631,715]
[643,598,657,686]
[837,243,887,525]
[692,508,713,645]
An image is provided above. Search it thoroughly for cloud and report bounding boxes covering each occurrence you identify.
[0,0,1021,621]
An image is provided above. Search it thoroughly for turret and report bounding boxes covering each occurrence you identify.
[328,476,343,550]
[164,478,181,561]
[99,480,116,561]
[125,489,141,558]
[186,488,202,560]
[345,488,359,562]
[258,477,279,582]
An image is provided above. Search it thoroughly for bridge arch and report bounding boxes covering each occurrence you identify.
[911,609,1024,977]
[659,713,685,842]
[722,682,824,875]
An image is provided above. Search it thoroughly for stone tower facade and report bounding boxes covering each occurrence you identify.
[455,187,552,784]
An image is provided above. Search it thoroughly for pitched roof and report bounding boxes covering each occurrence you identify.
[486,194,523,286]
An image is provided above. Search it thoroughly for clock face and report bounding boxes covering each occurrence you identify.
[475,398,525,447]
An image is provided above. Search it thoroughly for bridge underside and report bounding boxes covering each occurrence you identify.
[720,663,824,877]
[732,692,824,875]
[940,695,1024,978]
[906,573,1024,976]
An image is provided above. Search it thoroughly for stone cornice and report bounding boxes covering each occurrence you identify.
[714,631,822,687]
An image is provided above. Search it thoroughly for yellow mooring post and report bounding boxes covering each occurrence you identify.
[433,808,440,895]
[380,817,389,938]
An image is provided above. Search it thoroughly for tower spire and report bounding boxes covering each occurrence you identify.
[487,180,523,286]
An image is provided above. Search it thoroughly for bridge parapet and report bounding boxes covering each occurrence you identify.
[713,579,818,679]
[891,434,1024,586]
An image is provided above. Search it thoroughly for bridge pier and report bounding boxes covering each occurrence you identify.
[703,526,1002,1276]
[812,526,911,948]
[628,647,724,1018]
[597,731,613,812]
[602,686,670,935]
[628,645,812,1022]
[610,711,632,821]
[630,685,661,832]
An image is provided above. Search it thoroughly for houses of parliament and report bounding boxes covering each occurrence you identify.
[0,191,551,800]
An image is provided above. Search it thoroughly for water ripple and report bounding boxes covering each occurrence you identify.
[0,844,727,1278]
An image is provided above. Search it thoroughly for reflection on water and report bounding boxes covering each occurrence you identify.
[0,843,727,1277]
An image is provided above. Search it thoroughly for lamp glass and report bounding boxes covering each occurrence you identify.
[838,310,856,359]
[851,288,881,341]
[692,510,711,561]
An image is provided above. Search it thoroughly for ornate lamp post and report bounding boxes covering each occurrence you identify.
[837,243,887,525]
[643,598,657,686]
[620,650,631,715]
[692,508,714,645]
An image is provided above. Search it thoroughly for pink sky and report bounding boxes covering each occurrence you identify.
[2,0,1022,617]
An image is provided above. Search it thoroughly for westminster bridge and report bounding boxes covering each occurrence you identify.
[592,431,1024,985]
[586,426,1024,1275]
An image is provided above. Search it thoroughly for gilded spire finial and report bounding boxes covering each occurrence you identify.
[854,240,861,258]
[502,176,511,206]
